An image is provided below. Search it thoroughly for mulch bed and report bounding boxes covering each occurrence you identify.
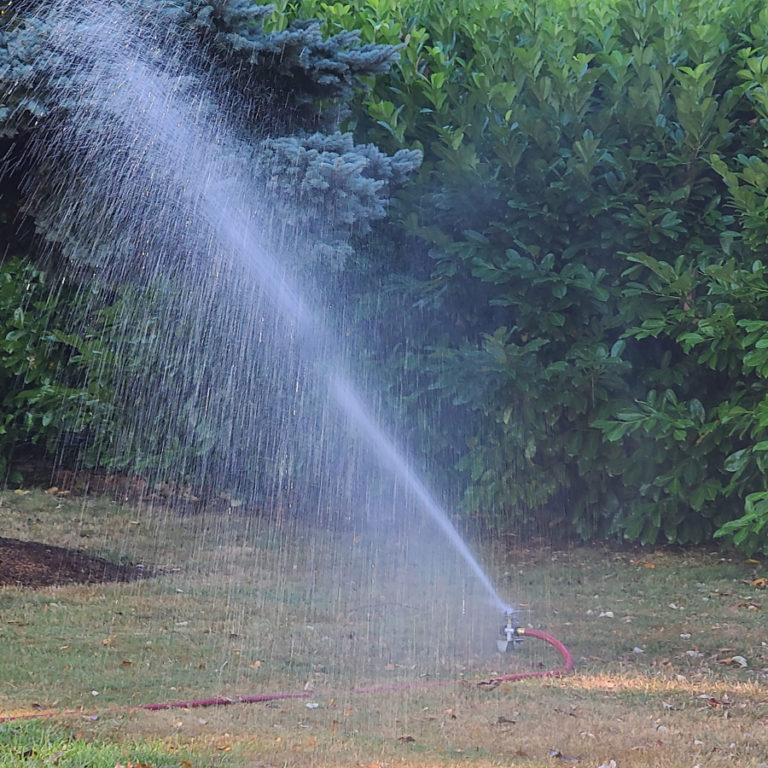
[0,536,151,588]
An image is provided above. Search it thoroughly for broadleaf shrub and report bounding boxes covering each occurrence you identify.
[283,0,768,551]
[0,257,107,481]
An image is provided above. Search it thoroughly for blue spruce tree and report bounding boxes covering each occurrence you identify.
[0,0,420,501]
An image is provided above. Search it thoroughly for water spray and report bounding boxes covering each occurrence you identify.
[0,0,575,725]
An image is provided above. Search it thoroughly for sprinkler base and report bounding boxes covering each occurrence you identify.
[496,637,523,653]
[498,611,524,652]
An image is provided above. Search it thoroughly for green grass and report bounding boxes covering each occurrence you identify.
[1,489,767,766]
[0,721,206,768]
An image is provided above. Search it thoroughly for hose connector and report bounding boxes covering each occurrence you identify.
[497,611,524,652]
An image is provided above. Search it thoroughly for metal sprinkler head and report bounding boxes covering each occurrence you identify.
[497,610,523,653]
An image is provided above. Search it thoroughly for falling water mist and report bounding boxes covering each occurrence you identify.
[7,0,520,692]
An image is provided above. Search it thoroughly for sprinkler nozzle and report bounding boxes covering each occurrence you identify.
[497,611,523,653]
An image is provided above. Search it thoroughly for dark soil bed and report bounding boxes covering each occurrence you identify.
[0,537,151,587]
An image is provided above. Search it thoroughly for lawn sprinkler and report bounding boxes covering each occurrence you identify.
[497,610,524,652]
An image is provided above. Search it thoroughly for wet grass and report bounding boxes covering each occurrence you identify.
[0,489,767,766]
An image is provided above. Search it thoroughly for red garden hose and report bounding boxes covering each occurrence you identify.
[0,628,572,723]
[496,627,574,681]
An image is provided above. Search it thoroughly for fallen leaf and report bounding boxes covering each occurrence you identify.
[717,656,748,668]
[397,736,416,743]
[749,578,767,589]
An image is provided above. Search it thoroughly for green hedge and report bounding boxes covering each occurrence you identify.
[0,257,108,482]
[6,0,768,554]
[275,0,768,553]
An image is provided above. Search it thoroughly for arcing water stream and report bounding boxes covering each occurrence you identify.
[15,0,513,614]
